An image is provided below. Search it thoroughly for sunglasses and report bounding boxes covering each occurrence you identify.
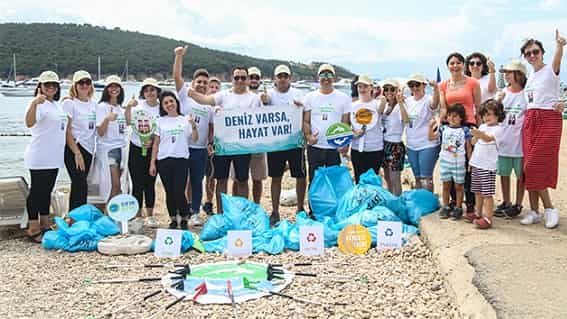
[250,75,260,80]
[524,49,541,57]
[407,82,421,88]
[319,72,334,79]
[383,86,397,92]
[77,79,92,86]
[42,82,59,88]
[233,76,247,82]
[468,61,483,67]
[276,74,290,79]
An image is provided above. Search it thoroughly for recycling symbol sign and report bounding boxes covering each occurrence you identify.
[164,236,174,246]
[307,233,317,242]
[385,228,394,237]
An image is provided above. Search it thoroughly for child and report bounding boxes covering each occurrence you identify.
[494,61,527,218]
[467,99,505,229]
[430,104,472,220]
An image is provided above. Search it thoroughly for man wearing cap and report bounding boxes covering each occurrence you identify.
[174,46,213,225]
[303,63,351,184]
[189,65,261,213]
[260,64,307,224]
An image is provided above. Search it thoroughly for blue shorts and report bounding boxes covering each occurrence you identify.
[108,148,122,168]
[407,146,440,178]
[440,158,466,184]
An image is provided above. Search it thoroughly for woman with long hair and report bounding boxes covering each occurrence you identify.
[465,52,497,103]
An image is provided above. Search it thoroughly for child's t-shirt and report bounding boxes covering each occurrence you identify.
[439,125,472,163]
[470,124,501,171]
[498,88,527,157]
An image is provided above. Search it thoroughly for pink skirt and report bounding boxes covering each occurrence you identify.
[522,109,562,190]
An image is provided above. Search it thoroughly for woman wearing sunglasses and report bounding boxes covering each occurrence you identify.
[381,79,409,196]
[24,71,67,242]
[465,52,497,103]
[62,70,97,211]
[519,30,566,229]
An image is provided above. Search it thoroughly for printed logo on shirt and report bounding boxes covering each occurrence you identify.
[59,114,68,131]
[318,105,334,121]
[504,105,522,126]
[87,111,96,130]
[165,125,185,144]
[525,86,535,104]
[408,113,418,129]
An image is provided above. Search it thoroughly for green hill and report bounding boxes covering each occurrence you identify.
[0,23,354,81]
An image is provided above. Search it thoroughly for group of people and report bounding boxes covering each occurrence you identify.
[23,31,565,242]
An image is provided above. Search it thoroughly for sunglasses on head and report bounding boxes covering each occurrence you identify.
[233,75,247,82]
[319,72,334,79]
[77,79,92,86]
[468,61,483,67]
[383,86,396,92]
[524,49,541,57]
[250,75,260,80]
[407,82,421,88]
[42,82,59,88]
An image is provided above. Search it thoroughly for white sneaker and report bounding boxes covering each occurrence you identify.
[544,208,559,229]
[520,211,541,225]
[145,216,160,228]
[189,214,204,226]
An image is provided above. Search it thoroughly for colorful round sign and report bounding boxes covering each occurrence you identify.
[325,122,353,148]
[351,106,378,131]
[107,194,139,233]
[337,224,372,255]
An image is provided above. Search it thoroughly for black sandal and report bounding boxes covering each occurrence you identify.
[26,228,50,243]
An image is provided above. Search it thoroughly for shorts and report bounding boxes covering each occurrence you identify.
[250,153,267,181]
[382,141,406,171]
[213,154,251,181]
[497,156,523,177]
[267,148,306,178]
[471,166,496,196]
[108,148,122,168]
[440,157,466,184]
[407,146,440,178]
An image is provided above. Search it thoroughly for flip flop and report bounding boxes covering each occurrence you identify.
[26,228,50,244]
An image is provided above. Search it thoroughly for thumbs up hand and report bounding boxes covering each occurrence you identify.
[126,94,138,108]
[107,108,118,121]
[33,90,47,105]
[174,45,189,56]
[556,29,566,47]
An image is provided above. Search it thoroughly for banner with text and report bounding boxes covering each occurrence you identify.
[214,105,304,156]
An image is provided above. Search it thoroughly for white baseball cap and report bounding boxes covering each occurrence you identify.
[317,63,335,75]
[38,71,59,83]
[248,67,262,77]
[72,70,92,84]
[274,64,291,76]
[105,75,122,87]
[355,74,374,86]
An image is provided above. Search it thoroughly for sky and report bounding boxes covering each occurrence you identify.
[1,0,566,79]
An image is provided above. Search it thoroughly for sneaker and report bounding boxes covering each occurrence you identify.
[439,206,452,219]
[473,217,492,229]
[504,204,522,219]
[189,214,205,227]
[145,216,160,228]
[451,207,464,220]
[464,212,481,223]
[520,211,541,225]
[180,219,189,230]
[203,202,214,215]
[494,202,512,218]
[544,208,559,229]
[269,212,280,227]
[168,220,178,229]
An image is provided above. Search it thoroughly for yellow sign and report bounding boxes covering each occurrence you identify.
[338,224,372,255]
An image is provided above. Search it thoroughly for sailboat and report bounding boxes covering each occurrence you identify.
[0,54,35,97]
[93,56,106,91]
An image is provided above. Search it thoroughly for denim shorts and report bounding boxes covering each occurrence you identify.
[108,148,122,167]
[407,146,440,178]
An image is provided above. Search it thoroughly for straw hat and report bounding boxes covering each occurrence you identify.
[499,60,527,75]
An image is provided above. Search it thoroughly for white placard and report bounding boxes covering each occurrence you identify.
[376,221,403,250]
[154,229,182,258]
[300,225,324,256]
[227,230,252,257]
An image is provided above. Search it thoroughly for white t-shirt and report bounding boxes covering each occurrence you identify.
[406,94,440,151]
[62,98,97,154]
[525,64,560,110]
[178,85,213,149]
[350,99,383,152]
[440,125,472,163]
[267,87,304,107]
[213,90,261,111]
[155,115,191,160]
[498,88,527,157]
[129,100,160,148]
[24,100,68,169]
[470,124,501,171]
[303,89,350,149]
[382,104,405,143]
[96,102,127,150]
[479,75,496,103]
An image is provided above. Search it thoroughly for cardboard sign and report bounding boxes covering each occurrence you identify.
[227,230,252,257]
[107,194,139,234]
[376,221,403,250]
[299,225,324,256]
[155,229,182,258]
[337,224,371,255]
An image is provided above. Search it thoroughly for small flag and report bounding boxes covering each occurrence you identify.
[436,67,442,83]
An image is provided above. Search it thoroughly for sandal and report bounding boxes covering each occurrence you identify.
[464,212,481,223]
[473,217,492,229]
[26,228,50,243]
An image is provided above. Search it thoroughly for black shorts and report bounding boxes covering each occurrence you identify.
[267,148,306,178]
[213,154,251,181]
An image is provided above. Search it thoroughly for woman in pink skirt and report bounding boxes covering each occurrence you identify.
[520,30,566,229]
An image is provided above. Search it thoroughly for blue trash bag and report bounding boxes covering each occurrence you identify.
[42,229,69,250]
[92,216,120,237]
[68,204,104,222]
[252,230,285,255]
[335,170,399,221]
[203,237,227,253]
[333,206,401,230]
[200,214,229,241]
[398,189,440,226]
[308,166,353,221]
[66,231,101,252]
[284,212,337,250]
[221,194,270,234]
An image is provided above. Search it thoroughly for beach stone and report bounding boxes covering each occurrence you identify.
[97,235,152,255]
[280,188,297,206]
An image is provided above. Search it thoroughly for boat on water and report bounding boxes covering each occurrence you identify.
[0,87,36,97]
[292,80,313,90]
[333,78,352,90]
